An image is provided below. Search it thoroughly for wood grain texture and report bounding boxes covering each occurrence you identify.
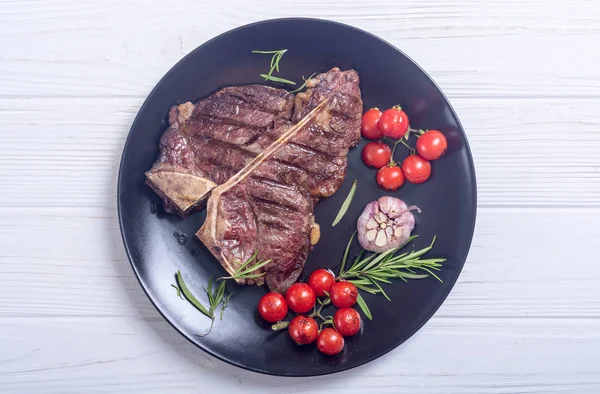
[1,317,599,394]
[0,0,599,98]
[1,0,600,392]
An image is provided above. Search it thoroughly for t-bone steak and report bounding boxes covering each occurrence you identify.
[146,67,363,293]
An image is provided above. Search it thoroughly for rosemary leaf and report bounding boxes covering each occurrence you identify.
[386,252,408,263]
[396,272,430,280]
[206,279,216,316]
[339,230,357,275]
[365,273,392,284]
[392,250,427,263]
[332,180,357,226]
[418,267,443,282]
[393,236,437,262]
[214,281,226,309]
[176,271,212,319]
[289,73,316,94]
[251,50,287,54]
[206,276,213,298]
[352,249,365,268]
[171,284,183,299]
[219,252,271,281]
[415,258,447,265]
[347,278,374,286]
[236,259,271,277]
[369,278,391,301]
[236,250,259,274]
[220,292,234,320]
[352,282,380,295]
[356,293,373,320]
[259,74,296,85]
[349,251,379,272]
[361,248,398,272]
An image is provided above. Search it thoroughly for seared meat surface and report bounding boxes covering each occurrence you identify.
[147,68,363,293]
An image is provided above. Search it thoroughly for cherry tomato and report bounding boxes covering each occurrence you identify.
[361,108,383,140]
[361,142,391,169]
[258,292,288,323]
[402,155,432,184]
[307,269,335,297]
[379,107,409,139]
[285,283,316,314]
[416,130,447,161]
[317,328,345,355]
[330,281,358,308]
[334,308,362,337]
[376,165,405,191]
[288,316,319,345]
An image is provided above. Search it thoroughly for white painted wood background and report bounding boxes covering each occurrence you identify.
[1,0,600,392]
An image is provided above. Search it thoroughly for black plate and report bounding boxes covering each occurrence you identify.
[118,18,476,376]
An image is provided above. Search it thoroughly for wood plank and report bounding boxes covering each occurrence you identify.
[0,316,599,393]
[0,207,598,319]
[1,97,599,209]
[0,0,599,98]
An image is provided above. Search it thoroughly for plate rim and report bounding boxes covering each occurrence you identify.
[117,16,477,377]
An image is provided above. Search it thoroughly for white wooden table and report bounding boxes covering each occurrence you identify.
[1,1,600,393]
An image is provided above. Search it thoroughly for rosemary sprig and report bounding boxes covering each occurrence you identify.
[259,74,296,85]
[174,271,231,336]
[218,251,272,281]
[332,180,357,226]
[340,236,444,289]
[252,49,297,85]
[338,235,445,319]
[288,73,316,94]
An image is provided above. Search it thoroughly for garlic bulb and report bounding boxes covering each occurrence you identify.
[357,196,419,253]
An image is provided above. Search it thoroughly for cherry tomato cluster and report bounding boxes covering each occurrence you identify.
[360,106,448,191]
[257,269,361,356]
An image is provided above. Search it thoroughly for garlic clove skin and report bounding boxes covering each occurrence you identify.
[357,197,417,253]
[378,196,406,219]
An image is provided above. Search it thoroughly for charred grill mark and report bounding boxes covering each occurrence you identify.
[249,196,298,213]
[191,115,266,130]
[267,158,309,176]
[256,217,293,232]
[242,126,271,146]
[191,132,341,182]
[248,175,298,190]
[225,92,292,117]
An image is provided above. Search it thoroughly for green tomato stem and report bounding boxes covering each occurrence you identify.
[271,321,289,331]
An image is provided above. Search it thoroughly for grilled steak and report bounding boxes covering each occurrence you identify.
[146,67,362,292]
[197,68,362,293]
